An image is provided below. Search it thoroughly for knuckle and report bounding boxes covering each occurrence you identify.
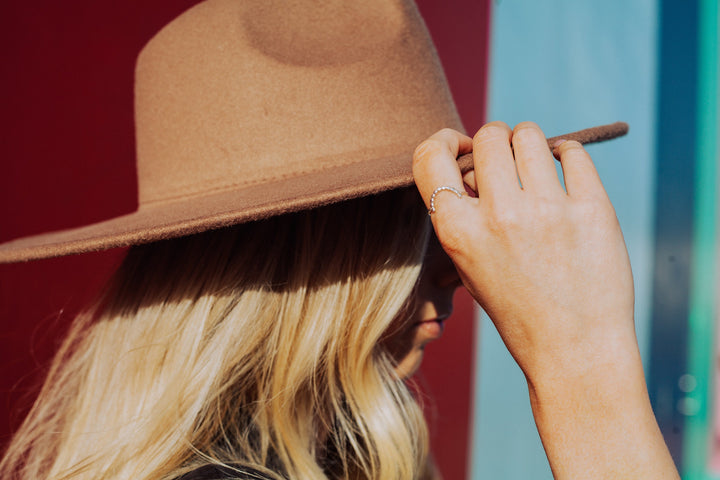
[512,121,544,143]
[486,206,521,233]
[413,138,444,166]
[557,140,586,156]
[473,121,511,145]
[535,198,564,223]
[513,120,541,132]
[486,198,565,234]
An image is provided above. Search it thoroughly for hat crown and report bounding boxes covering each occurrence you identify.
[241,0,405,67]
[134,0,461,207]
[0,0,464,262]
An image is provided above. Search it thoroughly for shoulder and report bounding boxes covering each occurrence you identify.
[176,463,281,480]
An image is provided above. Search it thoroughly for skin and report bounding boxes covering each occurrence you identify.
[385,233,462,378]
[411,121,680,479]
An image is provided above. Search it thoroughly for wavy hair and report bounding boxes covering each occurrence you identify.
[1,189,434,480]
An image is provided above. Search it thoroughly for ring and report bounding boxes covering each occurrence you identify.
[428,186,465,215]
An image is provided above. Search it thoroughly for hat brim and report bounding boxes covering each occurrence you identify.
[1,151,474,263]
[1,118,631,263]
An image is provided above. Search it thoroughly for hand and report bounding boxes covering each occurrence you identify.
[412,121,635,380]
[412,122,679,479]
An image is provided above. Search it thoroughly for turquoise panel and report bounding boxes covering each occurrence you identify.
[471,1,659,478]
[683,0,719,477]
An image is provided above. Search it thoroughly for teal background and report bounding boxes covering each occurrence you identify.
[471,0,720,478]
[684,0,719,477]
[471,1,659,478]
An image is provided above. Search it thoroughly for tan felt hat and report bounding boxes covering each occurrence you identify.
[0,0,463,263]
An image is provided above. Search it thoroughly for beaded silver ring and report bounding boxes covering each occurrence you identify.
[427,186,465,215]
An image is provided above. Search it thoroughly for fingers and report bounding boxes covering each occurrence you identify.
[472,122,518,199]
[512,122,563,194]
[462,170,478,197]
[414,123,608,216]
[413,128,472,213]
[555,140,608,200]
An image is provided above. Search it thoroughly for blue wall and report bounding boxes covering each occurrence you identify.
[471,1,659,477]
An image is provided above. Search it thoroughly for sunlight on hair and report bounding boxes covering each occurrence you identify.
[1,190,439,480]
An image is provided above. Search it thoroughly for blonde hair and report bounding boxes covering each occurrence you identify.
[1,189,434,480]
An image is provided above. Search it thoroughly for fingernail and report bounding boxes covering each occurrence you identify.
[552,138,566,148]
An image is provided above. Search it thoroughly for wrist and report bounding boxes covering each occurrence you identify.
[524,333,678,479]
[527,343,647,420]
[523,322,642,394]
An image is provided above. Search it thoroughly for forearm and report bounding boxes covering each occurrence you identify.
[526,335,679,480]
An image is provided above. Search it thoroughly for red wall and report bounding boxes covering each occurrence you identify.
[413,1,489,478]
[0,2,489,477]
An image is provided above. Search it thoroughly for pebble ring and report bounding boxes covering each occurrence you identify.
[427,186,465,215]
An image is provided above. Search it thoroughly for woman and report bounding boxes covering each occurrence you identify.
[0,0,679,478]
